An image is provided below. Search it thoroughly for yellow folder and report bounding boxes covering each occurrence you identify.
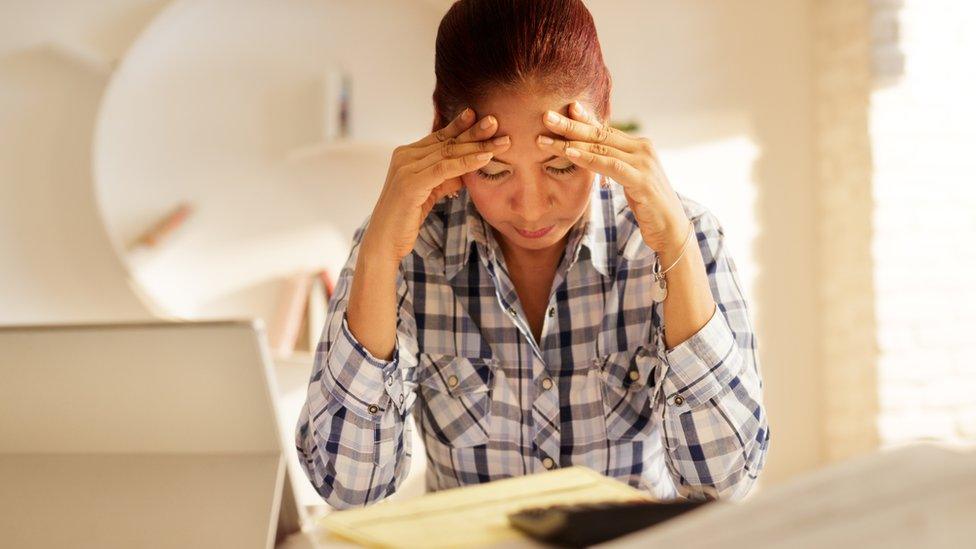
[318,466,652,548]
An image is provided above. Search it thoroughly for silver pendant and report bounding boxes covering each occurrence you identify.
[652,258,668,303]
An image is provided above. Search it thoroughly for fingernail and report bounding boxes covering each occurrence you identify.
[546,111,559,124]
[493,135,510,145]
[565,147,581,158]
[480,116,494,130]
[573,101,584,114]
[537,135,554,145]
[477,152,493,160]
[461,108,473,121]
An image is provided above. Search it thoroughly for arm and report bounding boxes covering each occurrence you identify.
[294,216,420,509]
[653,208,770,500]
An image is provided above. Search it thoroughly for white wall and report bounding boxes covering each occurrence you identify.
[0,0,167,324]
[588,0,821,485]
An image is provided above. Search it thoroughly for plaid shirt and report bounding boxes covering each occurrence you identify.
[296,177,769,510]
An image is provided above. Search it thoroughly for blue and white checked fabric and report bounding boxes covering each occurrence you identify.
[295,177,770,509]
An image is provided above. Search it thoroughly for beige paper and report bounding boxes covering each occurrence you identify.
[319,466,652,548]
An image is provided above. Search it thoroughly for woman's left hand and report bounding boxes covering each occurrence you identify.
[537,101,690,256]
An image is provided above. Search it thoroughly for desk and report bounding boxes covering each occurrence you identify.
[280,444,976,549]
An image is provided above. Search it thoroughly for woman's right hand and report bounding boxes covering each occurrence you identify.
[361,108,511,264]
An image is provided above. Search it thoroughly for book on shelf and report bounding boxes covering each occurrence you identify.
[129,202,193,251]
[268,269,333,359]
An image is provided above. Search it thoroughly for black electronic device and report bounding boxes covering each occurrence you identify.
[507,499,711,547]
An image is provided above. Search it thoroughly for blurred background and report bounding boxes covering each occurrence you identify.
[1,0,974,513]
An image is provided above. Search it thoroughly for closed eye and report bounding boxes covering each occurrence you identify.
[475,164,577,181]
[548,164,577,176]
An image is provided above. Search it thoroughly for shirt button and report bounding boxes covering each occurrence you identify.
[628,370,640,381]
[399,394,405,405]
[447,375,459,388]
[673,395,685,406]
[542,457,556,469]
[386,376,394,386]
[548,307,555,317]
[507,306,517,316]
[367,404,379,414]
[541,377,553,390]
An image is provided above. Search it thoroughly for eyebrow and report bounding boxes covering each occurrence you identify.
[491,155,560,165]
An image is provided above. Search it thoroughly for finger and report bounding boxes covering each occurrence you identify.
[542,109,639,153]
[536,134,635,165]
[413,114,499,159]
[415,150,495,186]
[558,144,643,187]
[569,100,602,126]
[412,107,476,149]
[414,134,511,172]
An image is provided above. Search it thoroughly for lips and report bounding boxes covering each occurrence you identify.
[515,225,555,238]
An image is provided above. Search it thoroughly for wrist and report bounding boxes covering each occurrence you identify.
[657,217,694,269]
[359,229,403,269]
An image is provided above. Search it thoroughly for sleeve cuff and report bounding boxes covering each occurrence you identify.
[320,311,406,419]
[660,303,741,412]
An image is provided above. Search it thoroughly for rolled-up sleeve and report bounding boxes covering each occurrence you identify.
[295,216,419,509]
[654,209,770,501]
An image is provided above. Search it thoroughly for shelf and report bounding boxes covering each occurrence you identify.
[286,139,396,162]
[273,350,315,367]
[43,39,115,75]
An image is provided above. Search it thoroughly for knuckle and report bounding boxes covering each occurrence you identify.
[442,137,458,158]
[390,147,405,165]
[595,127,610,143]
[434,128,448,142]
[639,138,654,154]
[609,158,626,173]
[590,143,609,156]
[432,161,448,178]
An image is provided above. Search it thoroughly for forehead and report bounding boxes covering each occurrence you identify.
[476,89,571,139]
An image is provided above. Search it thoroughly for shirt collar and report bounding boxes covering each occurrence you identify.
[439,175,624,281]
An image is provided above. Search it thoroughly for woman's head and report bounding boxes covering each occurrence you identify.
[432,0,612,257]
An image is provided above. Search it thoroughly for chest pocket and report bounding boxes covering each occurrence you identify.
[417,353,496,448]
[594,346,658,441]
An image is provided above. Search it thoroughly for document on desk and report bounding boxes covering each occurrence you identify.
[319,466,652,548]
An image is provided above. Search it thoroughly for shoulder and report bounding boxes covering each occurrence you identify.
[674,190,726,238]
[411,198,452,263]
[606,183,723,242]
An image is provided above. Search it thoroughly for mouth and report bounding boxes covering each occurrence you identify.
[514,225,555,238]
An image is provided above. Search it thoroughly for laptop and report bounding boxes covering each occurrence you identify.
[0,320,304,548]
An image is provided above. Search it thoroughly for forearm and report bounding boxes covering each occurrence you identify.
[657,219,717,350]
[651,211,769,500]
[347,234,401,361]
[295,221,417,509]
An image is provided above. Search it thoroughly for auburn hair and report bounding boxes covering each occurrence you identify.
[431,0,612,131]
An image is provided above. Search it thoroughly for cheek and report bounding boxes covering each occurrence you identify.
[563,172,594,208]
[464,180,507,220]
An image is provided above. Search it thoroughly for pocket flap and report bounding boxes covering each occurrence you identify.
[593,346,656,390]
[418,353,496,397]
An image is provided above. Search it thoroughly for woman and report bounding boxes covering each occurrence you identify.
[296,0,769,510]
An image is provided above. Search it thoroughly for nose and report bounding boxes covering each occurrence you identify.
[510,176,553,225]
